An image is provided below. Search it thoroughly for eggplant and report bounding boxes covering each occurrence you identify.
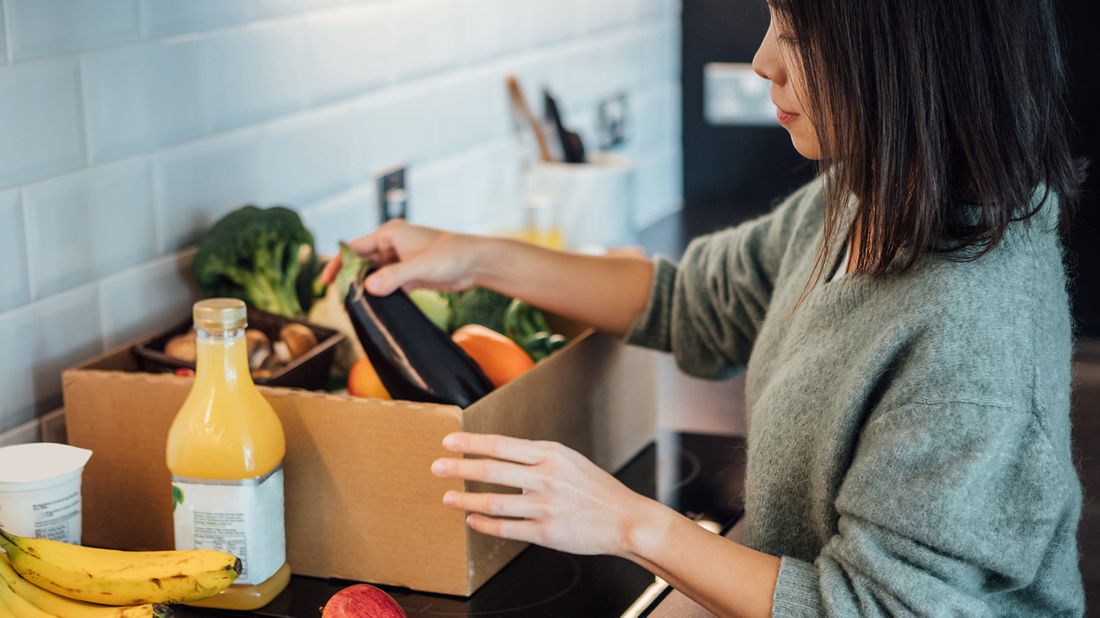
[344,268,494,407]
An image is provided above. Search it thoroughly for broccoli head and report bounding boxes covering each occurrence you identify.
[447,287,513,333]
[193,205,314,317]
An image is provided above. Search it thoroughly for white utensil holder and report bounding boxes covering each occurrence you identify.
[525,154,637,250]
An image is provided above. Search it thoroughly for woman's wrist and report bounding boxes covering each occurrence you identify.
[617,495,678,563]
[468,235,506,288]
[470,236,539,292]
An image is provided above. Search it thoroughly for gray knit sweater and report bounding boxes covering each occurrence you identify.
[627,177,1084,616]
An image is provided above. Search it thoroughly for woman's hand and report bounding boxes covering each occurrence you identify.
[324,220,654,336]
[320,219,492,295]
[431,432,657,557]
[433,432,781,616]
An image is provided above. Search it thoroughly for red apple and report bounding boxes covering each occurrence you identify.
[322,584,406,618]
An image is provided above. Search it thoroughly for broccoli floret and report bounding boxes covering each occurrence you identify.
[447,288,513,333]
[193,205,314,317]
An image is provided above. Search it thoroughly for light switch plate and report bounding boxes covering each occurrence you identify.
[704,63,778,126]
[377,166,408,224]
[598,93,629,150]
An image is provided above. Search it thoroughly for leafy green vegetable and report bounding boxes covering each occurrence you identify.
[519,332,568,362]
[504,299,567,361]
[503,299,552,342]
[410,289,452,332]
[447,288,513,334]
[334,241,368,301]
[193,205,314,317]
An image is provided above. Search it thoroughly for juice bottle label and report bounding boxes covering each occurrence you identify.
[171,466,286,586]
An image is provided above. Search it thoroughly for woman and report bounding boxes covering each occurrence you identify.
[326,1,1085,614]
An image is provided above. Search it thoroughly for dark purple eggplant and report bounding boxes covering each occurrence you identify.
[344,268,494,407]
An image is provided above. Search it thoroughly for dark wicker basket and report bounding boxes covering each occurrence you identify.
[132,306,344,390]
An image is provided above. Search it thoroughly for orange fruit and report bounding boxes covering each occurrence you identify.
[452,325,536,388]
[348,357,391,400]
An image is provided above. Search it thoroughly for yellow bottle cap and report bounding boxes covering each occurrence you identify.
[193,298,247,332]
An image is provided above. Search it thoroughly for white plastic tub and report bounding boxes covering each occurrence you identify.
[0,443,92,544]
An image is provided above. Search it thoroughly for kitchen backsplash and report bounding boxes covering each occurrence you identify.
[0,0,682,445]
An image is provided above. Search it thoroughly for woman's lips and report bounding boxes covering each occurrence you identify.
[776,107,799,126]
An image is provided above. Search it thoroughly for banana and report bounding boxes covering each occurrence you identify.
[0,577,54,618]
[0,555,171,618]
[0,530,240,606]
[0,584,16,618]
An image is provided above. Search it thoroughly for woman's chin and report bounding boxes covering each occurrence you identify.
[784,128,823,160]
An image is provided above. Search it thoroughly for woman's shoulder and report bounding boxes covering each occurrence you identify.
[876,196,1071,414]
[923,193,1066,306]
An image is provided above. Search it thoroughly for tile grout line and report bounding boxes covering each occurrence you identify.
[75,54,93,168]
[1,0,12,64]
[17,187,35,301]
[149,155,166,256]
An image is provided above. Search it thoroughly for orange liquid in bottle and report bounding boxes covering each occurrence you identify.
[166,299,289,610]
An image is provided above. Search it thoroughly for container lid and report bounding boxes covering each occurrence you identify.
[0,443,92,490]
[194,298,247,332]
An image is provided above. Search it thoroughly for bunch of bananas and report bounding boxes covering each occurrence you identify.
[0,529,241,617]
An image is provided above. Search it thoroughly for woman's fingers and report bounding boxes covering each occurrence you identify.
[465,514,543,544]
[442,432,551,465]
[366,257,441,295]
[319,253,343,285]
[319,235,381,285]
[442,490,545,519]
[431,457,546,490]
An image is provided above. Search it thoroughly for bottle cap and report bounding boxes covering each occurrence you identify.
[193,298,247,332]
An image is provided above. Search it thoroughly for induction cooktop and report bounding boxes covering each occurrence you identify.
[176,432,746,618]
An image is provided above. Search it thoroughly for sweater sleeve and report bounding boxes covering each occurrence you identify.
[771,401,1078,617]
[625,188,815,378]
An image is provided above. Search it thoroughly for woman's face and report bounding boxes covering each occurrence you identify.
[752,8,822,160]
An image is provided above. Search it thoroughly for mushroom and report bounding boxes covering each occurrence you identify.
[279,323,318,361]
[245,329,273,371]
[164,332,197,363]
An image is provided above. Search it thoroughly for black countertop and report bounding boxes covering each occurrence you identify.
[175,432,747,618]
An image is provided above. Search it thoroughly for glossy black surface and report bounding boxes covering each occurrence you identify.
[176,432,746,618]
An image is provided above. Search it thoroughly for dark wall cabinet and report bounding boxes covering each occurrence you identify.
[681,0,1100,335]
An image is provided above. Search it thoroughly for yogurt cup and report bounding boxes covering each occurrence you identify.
[0,443,93,545]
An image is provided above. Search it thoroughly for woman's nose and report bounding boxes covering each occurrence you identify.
[752,22,783,85]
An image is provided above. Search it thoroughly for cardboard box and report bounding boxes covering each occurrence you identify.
[62,328,657,596]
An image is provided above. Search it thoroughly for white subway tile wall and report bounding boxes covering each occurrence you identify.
[6,0,140,62]
[0,57,85,186]
[0,190,29,312]
[0,0,683,443]
[25,158,158,298]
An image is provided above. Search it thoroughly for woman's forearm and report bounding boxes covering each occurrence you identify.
[473,238,654,337]
[622,500,781,618]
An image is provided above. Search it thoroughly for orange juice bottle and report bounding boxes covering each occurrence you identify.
[520,193,565,249]
[166,299,290,610]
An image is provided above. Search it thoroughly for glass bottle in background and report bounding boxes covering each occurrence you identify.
[519,193,565,249]
[166,299,290,611]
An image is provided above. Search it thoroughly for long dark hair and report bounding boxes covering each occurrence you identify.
[771,0,1086,278]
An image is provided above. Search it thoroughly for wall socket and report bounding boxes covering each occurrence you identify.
[703,62,777,126]
[377,166,408,224]
[597,93,628,150]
